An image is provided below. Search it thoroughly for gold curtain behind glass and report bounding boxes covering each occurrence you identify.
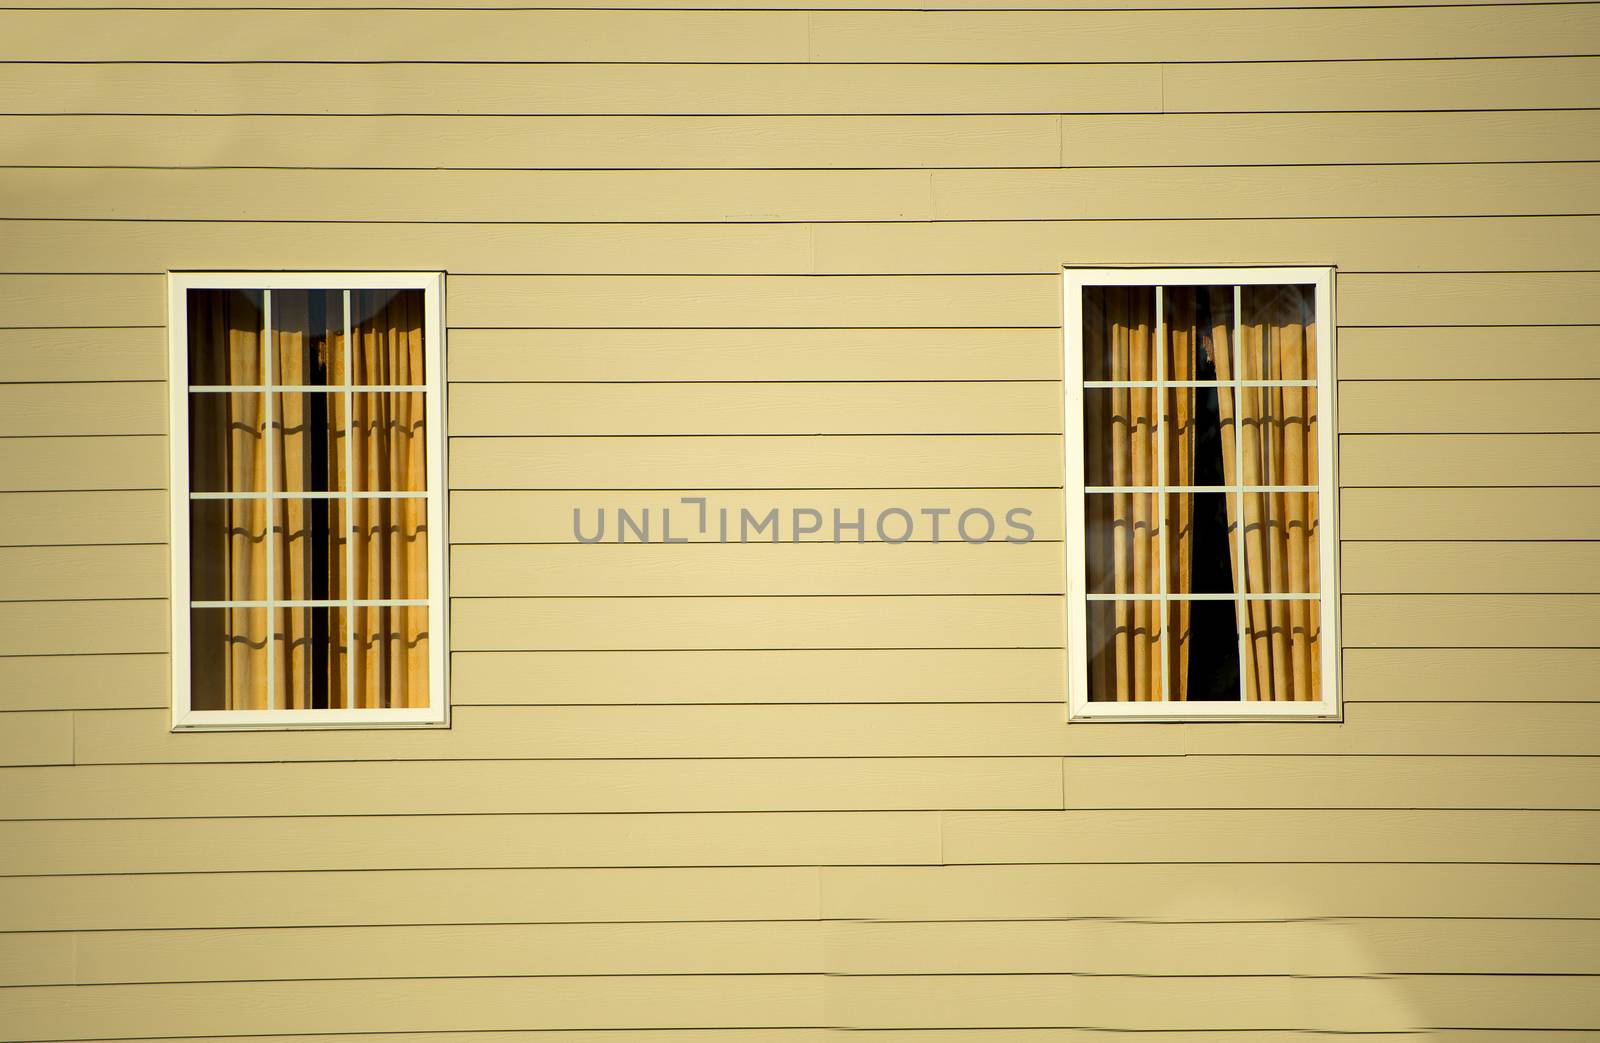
[188,291,268,710]
[1238,286,1321,701]
[352,290,429,709]
[1084,287,1160,701]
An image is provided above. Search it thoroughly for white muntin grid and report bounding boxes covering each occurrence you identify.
[1063,267,1340,722]
[169,273,448,730]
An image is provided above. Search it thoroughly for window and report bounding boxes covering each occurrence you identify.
[1064,268,1338,720]
[169,274,447,729]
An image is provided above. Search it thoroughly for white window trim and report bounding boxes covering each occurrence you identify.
[168,271,449,731]
[1063,266,1340,723]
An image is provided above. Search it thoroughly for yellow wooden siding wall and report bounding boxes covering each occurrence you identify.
[1,1,1598,1038]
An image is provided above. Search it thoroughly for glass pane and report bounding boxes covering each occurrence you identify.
[274,391,348,493]
[273,497,349,602]
[1240,284,1316,382]
[1167,491,1237,595]
[352,289,426,386]
[1082,286,1155,383]
[188,392,265,493]
[190,607,268,711]
[1241,491,1320,593]
[189,500,269,602]
[1240,382,1318,487]
[1162,285,1234,383]
[272,289,345,387]
[1164,383,1232,488]
[1167,599,1241,703]
[1083,387,1157,487]
[352,497,429,600]
[351,393,427,492]
[273,607,350,710]
[1241,598,1322,702]
[1086,599,1163,702]
[352,606,430,709]
[187,289,262,386]
[1084,492,1158,595]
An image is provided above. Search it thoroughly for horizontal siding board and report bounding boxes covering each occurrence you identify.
[1163,55,1600,112]
[14,218,1600,278]
[0,62,1161,117]
[0,491,167,546]
[446,329,1061,381]
[2,114,1062,170]
[450,595,1065,651]
[0,436,165,492]
[0,758,1064,820]
[448,436,1063,490]
[1341,542,1600,593]
[1338,326,1600,380]
[1338,379,1600,435]
[1060,755,1600,809]
[1340,272,1600,327]
[0,545,167,601]
[1342,648,1600,701]
[0,811,943,874]
[0,758,1061,821]
[1343,594,1600,648]
[11,112,1600,169]
[69,704,1600,764]
[825,918,1600,975]
[810,215,1600,276]
[1339,434,1600,487]
[448,382,1061,436]
[12,58,1597,116]
[9,165,1596,223]
[0,10,815,62]
[0,382,164,437]
[0,274,162,328]
[54,921,825,987]
[820,863,1600,920]
[1054,110,1600,167]
[1341,488,1600,539]
[0,866,823,930]
[448,275,1057,330]
[452,490,1066,545]
[0,934,73,989]
[454,648,1064,704]
[0,711,72,767]
[1,168,940,223]
[0,975,823,1041]
[0,600,164,656]
[0,653,166,711]
[6,7,1595,62]
[451,542,1064,597]
[937,809,1600,864]
[927,163,1600,221]
[805,7,1600,62]
[0,328,164,382]
[825,973,1596,1031]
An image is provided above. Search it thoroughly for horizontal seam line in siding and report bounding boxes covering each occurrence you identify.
[4,807,1597,822]
[10,106,1600,116]
[9,159,1600,170]
[4,52,1600,65]
[7,859,1600,881]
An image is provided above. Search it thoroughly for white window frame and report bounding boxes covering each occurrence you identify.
[168,272,449,731]
[1063,266,1340,722]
